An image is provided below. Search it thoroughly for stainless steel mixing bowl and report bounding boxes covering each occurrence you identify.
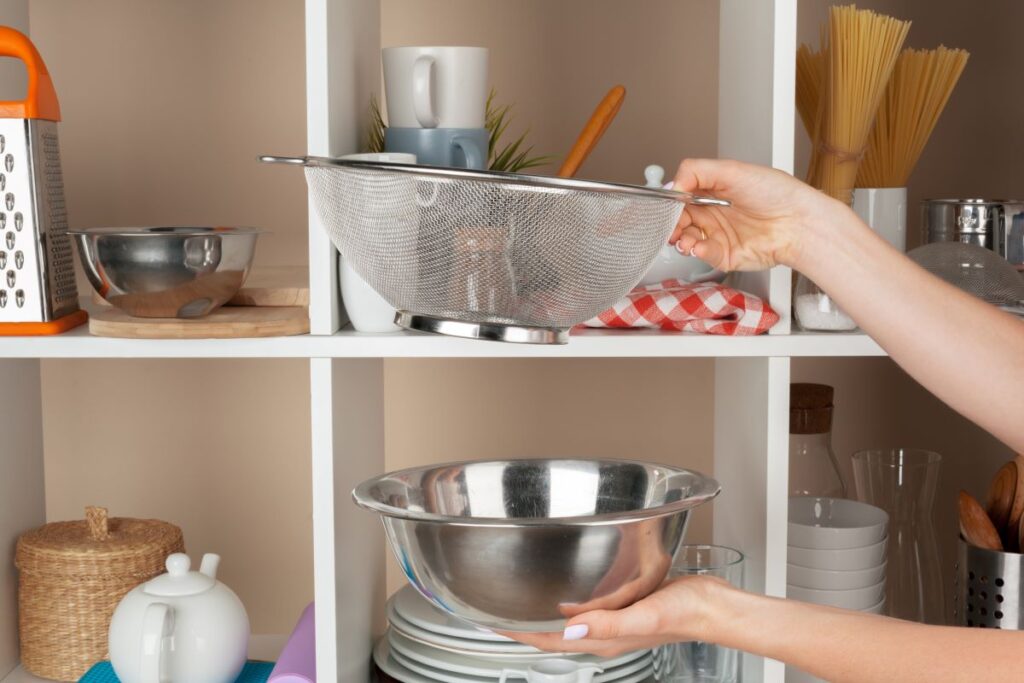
[70,227,261,318]
[353,459,720,632]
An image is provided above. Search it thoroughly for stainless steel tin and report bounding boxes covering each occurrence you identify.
[353,458,720,632]
[954,539,1024,629]
[0,118,78,322]
[922,199,1024,268]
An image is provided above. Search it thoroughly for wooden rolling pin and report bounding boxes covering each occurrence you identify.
[557,85,626,178]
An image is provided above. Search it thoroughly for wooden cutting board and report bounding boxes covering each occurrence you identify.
[89,306,309,339]
[226,265,308,307]
[90,266,309,309]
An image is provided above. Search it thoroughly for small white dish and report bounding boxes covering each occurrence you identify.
[787,580,886,610]
[787,537,887,571]
[788,497,889,550]
[388,628,650,681]
[786,561,887,591]
[638,244,726,288]
[864,597,886,614]
[374,637,654,683]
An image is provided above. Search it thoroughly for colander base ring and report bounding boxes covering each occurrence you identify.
[395,311,569,345]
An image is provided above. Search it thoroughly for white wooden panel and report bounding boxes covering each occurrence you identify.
[714,357,790,683]
[310,358,385,683]
[0,361,46,679]
[306,0,381,334]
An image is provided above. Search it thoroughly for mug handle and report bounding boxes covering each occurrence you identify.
[452,135,486,170]
[412,55,438,128]
[141,602,174,683]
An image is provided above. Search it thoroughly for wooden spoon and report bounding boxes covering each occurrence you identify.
[1005,455,1024,542]
[960,490,1003,551]
[557,85,626,178]
[1017,512,1024,555]
[987,459,1018,546]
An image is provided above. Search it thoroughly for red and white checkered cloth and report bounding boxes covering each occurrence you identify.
[583,279,780,335]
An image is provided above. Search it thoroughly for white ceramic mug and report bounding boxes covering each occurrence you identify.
[337,152,415,333]
[853,187,907,251]
[383,46,488,129]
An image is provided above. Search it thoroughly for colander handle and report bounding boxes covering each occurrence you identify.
[687,195,731,207]
[0,27,60,121]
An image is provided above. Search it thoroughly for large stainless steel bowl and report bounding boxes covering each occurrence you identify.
[353,459,720,632]
[70,227,261,318]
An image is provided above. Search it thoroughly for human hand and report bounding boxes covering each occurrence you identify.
[559,520,671,619]
[501,575,731,659]
[670,158,849,272]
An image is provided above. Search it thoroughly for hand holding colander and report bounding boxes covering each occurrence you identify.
[261,156,729,343]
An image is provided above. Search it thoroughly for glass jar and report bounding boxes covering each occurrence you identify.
[452,226,513,317]
[789,383,846,498]
[794,274,858,332]
[853,449,944,623]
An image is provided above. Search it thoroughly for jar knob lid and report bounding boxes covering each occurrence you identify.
[85,506,109,541]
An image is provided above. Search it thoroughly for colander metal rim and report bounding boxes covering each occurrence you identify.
[270,155,694,202]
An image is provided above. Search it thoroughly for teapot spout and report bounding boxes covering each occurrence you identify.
[199,553,221,579]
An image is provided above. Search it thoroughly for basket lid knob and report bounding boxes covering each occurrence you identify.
[85,506,109,541]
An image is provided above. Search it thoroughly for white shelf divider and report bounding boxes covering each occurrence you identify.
[310,359,386,683]
[0,362,46,682]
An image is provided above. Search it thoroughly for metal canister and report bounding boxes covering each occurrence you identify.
[954,539,1024,629]
[0,27,83,334]
[922,199,1024,269]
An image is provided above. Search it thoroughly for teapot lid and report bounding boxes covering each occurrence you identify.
[143,553,216,597]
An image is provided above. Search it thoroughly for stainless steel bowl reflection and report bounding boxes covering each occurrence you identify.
[70,227,261,318]
[353,459,720,632]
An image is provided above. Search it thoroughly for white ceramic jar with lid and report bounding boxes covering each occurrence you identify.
[108,552,250,683]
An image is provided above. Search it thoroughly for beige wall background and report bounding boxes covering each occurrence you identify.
[21,0,1016,635]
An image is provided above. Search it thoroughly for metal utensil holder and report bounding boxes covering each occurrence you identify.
[954,539,1024,628]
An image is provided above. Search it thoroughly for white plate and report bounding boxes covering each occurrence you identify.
[787,580,886,610]
[788,497,888,550]
[786,537,887,571]
[389,605,542,656]
[391,585,511,643]
[388,628,650,679]
[375,637,654,683]
[786,561,887,591]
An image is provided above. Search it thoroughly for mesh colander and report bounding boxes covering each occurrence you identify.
[262,156,728,343]
[908,241,1024,315]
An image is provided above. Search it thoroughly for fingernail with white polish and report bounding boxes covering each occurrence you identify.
[675,240,688,255]
[563,624,589,640]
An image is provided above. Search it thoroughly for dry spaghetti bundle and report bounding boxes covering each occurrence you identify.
[808,5,910,204]
[857,46,969,188]
[796,43,825,139]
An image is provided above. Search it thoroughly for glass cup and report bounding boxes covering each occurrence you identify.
[653,545,744,683]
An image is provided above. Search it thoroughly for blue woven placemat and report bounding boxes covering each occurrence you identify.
[79,660,275,683]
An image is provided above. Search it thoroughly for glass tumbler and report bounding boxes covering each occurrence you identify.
[852,449,943,623]
[653,545,744,683]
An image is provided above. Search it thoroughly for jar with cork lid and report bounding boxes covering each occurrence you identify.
[789,382,846,498]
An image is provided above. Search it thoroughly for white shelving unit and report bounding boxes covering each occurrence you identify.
[0,2,886,683]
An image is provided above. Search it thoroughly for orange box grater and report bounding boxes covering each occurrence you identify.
[0,27,85,335]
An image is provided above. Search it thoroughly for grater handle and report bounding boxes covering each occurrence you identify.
[0,27,60,121]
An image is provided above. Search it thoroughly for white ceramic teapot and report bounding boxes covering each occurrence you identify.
[109,553,250,683]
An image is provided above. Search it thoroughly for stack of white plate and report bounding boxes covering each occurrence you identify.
[786,496,889,613]
[374,585,654,683]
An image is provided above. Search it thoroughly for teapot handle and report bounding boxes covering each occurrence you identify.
[141,602,174,683]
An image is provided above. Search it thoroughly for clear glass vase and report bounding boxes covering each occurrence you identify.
[794,274,858,332]
[852,449,943,623]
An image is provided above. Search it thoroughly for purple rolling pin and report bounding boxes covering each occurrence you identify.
[270,602,316,683]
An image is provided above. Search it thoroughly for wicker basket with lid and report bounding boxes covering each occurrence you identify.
[15,506,184,680]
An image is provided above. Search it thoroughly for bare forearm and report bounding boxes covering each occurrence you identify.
[709,585,1023,682]
[794,203,1024,452]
